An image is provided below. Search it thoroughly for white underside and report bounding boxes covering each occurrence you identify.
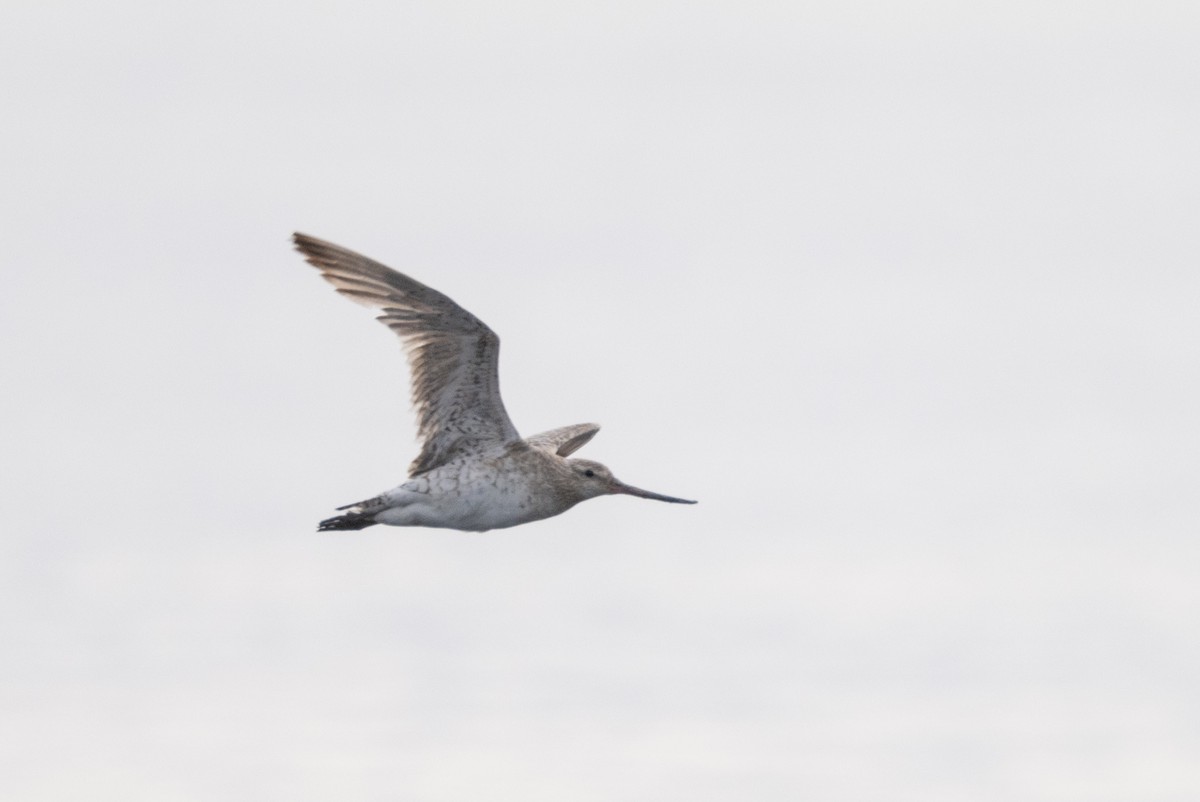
[370,462,573,532]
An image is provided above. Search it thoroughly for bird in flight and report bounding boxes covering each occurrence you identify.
[294,233,696,532]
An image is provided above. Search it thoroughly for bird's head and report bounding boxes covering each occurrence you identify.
[566,458,697,505]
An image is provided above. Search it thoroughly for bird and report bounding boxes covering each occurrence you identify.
[293,233,697,532]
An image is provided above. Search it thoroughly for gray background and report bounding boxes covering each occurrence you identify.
[3,1,1198,799]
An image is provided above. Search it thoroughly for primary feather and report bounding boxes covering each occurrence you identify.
[293,233,520,476]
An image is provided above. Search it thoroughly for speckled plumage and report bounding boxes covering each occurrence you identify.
[294,233,696,532]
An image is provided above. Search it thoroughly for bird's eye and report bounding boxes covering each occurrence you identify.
[584,469,595,478]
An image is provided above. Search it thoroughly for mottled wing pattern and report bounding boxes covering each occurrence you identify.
[524,423,600,457]
[294,233,520,476]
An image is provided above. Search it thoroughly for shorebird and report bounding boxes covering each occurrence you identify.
[294,233,696,532]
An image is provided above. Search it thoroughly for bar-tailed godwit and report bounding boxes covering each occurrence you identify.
[294,234,696,532]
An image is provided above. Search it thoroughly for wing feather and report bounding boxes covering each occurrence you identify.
[525,423,600,457]
[294,233,520,475]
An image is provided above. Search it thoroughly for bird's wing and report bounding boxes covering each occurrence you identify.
[524,423,600,457]
[294,233,520,476]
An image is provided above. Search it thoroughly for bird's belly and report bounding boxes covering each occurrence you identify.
[451,485,559,531]
[377,478,562,532]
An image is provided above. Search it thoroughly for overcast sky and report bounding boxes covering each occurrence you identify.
[3,2,1199,800]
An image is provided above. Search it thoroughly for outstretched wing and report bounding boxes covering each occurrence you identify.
[525,423,600,457]
[294,233,520,476]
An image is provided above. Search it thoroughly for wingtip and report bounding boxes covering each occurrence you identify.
[293,232,355,274]
[292,231,326,257]
[292,232,319,262]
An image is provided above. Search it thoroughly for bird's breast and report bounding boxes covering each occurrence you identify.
[409,454,574,531]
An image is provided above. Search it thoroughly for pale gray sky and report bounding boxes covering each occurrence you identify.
[3,1,1199,800]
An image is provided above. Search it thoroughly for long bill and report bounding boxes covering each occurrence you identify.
[612,480,697,504]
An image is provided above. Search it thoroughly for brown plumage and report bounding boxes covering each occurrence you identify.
[294,233,696,532]
[294,233,518,476]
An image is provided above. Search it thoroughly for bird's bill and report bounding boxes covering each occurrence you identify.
[612,480,697,505]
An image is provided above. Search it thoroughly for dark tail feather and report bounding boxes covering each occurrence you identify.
[318,495,386,531]
[318,510,380,531]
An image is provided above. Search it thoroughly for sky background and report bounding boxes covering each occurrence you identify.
[3,1,1199,799]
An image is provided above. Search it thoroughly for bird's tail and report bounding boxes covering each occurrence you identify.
[318,511,378,531]
[317,496,385,532]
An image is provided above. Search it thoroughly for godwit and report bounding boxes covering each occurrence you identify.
[294,233,697,532]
